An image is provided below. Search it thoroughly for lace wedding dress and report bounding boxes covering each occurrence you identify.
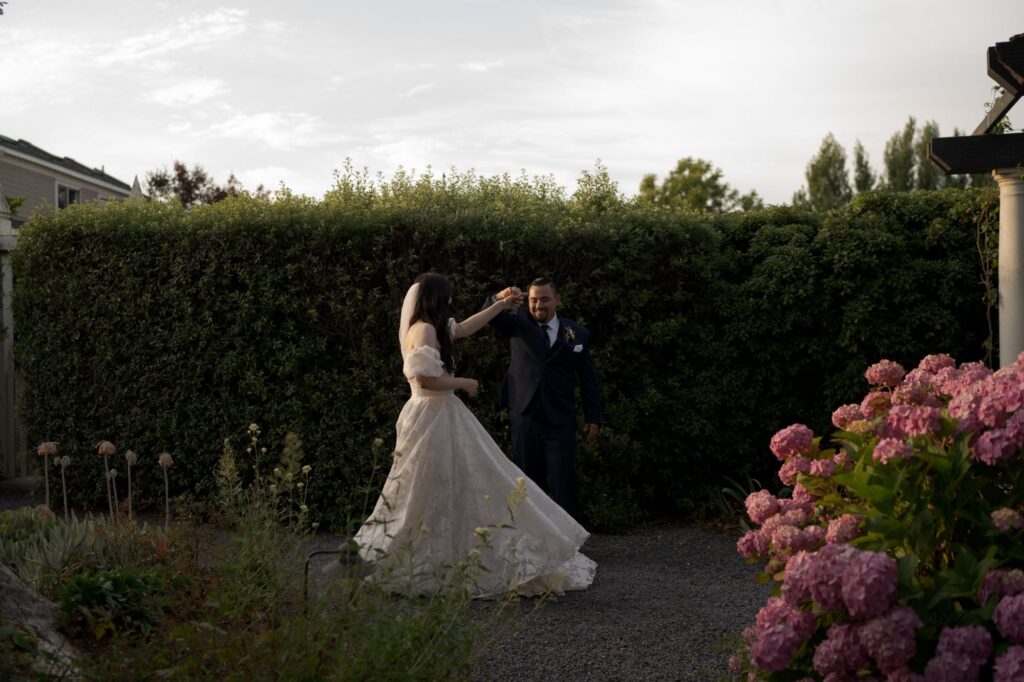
[351,326,596,598]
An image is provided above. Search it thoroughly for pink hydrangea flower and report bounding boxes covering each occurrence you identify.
[841,549,898,618]
[832,404,863,429]
[861,391,891,419]
[832,451,852,470]
[737,530,769,560]
[995,593,1024,644]
[859,606,922,674]
[980,568,1024,604]
[934,625,992,669]
[792,482,816,505]
[812,623,869,677]
[924,653,983,682]
[994,645,1024,682]
[778,456,812,486]
[885,669,925,682]
[866,359,906,387]
[973,428,1018,465]
[771,525,803,553]
[810,458,836,478]
[826,514,863,544]
[992,507,1024,532]
[782,551,814,607]
[932,365,962,397]
[778,497,814,517]
[762,509,809,536]
[799,525,825,551]
[749,623,802,673]
[885,405,941,438]
[873,437,912,465]
[808,543,857,611]
[771,424,815,461]
[919,353,956,373]
[751,597,816,672]
[1004,410,1024,447]
[891,376,940,407]
[745,490,780,525]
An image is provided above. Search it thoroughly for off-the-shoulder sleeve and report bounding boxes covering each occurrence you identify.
[403,346,445,379]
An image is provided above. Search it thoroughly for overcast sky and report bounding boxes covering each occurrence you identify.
[2,1,1022,204]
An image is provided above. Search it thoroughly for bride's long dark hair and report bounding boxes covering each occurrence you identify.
[411,272,457,374]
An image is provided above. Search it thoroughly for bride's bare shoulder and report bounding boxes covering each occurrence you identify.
[406,321,439,349]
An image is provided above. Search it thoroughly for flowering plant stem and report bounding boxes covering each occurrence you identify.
[103,455,113,520]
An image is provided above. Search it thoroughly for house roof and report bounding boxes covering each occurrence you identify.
[0,134,132,192]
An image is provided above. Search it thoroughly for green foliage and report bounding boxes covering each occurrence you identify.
[2,194,25,217]
[793,132,852,212]
[12,169,997,531]
[0,505,53,544]
[639,157,762,213]
[852,140,876,194]
[58,567,164,640]
[883,116,918,191]
[82,582,485,681]
[0,511,107,598]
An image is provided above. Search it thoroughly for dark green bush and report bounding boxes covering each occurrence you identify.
[59,567,164,639]
[12,167,998,531]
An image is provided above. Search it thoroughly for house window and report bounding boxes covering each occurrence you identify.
[57,184,80,209]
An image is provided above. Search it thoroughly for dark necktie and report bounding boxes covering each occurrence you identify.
[539,324,551,348]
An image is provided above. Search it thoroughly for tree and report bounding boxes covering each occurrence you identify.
[794,132,852,211]
[852,140,876,194]
[145,161,268,207]
[638,157,762,213]
[883,116,917,191]
[914,120,942,190]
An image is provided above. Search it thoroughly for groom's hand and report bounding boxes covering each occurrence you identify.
[498,286,522,300]
[584,423,599,442]
[498,287,523,309]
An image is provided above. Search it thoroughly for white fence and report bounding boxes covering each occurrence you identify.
[0,193,26,478]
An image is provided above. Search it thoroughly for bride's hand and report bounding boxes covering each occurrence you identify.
[460,378,479,397]
[498,287,523,309]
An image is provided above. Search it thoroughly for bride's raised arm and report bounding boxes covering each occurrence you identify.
[451,288,521,339]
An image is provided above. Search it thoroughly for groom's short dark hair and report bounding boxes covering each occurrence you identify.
[530,277,557,294]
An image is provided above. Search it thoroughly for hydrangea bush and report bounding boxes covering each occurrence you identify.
[734,353,1024,680]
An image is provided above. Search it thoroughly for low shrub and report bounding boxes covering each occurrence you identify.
[58,567,165,640]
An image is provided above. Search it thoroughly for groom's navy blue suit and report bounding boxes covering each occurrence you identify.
[487,301,600,520]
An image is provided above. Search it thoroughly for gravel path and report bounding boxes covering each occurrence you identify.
[2,478,770,681]
[469,522,770,682]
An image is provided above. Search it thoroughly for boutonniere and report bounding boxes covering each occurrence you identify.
[564,327,576,343]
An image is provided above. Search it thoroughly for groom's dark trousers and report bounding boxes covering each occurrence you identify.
[486,300,601,521]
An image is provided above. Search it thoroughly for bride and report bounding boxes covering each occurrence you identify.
[350,272,596,598]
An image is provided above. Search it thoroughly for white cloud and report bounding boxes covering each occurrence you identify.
[403,83,436,98]
[200,111,346,150]
[97,7,248,66]
[146,78,228,107]
[459,60,505,73]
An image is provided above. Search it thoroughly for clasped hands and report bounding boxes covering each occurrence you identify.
[497,286,525,309]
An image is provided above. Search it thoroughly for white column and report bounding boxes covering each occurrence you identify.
[0,190,20,477]
[995,168,1024,368]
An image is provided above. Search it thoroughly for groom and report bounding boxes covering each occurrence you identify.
[486,278,601,521]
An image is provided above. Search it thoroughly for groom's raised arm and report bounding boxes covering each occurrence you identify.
[483,290,519,338]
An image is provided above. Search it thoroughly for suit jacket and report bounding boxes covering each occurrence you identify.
[487,299,601,428]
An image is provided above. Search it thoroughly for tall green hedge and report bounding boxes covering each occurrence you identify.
[11,170,998,531]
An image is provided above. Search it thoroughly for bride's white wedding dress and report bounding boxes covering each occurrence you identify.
[352,339,596,598]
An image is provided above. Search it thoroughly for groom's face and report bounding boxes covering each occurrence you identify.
[528,284,559,323]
